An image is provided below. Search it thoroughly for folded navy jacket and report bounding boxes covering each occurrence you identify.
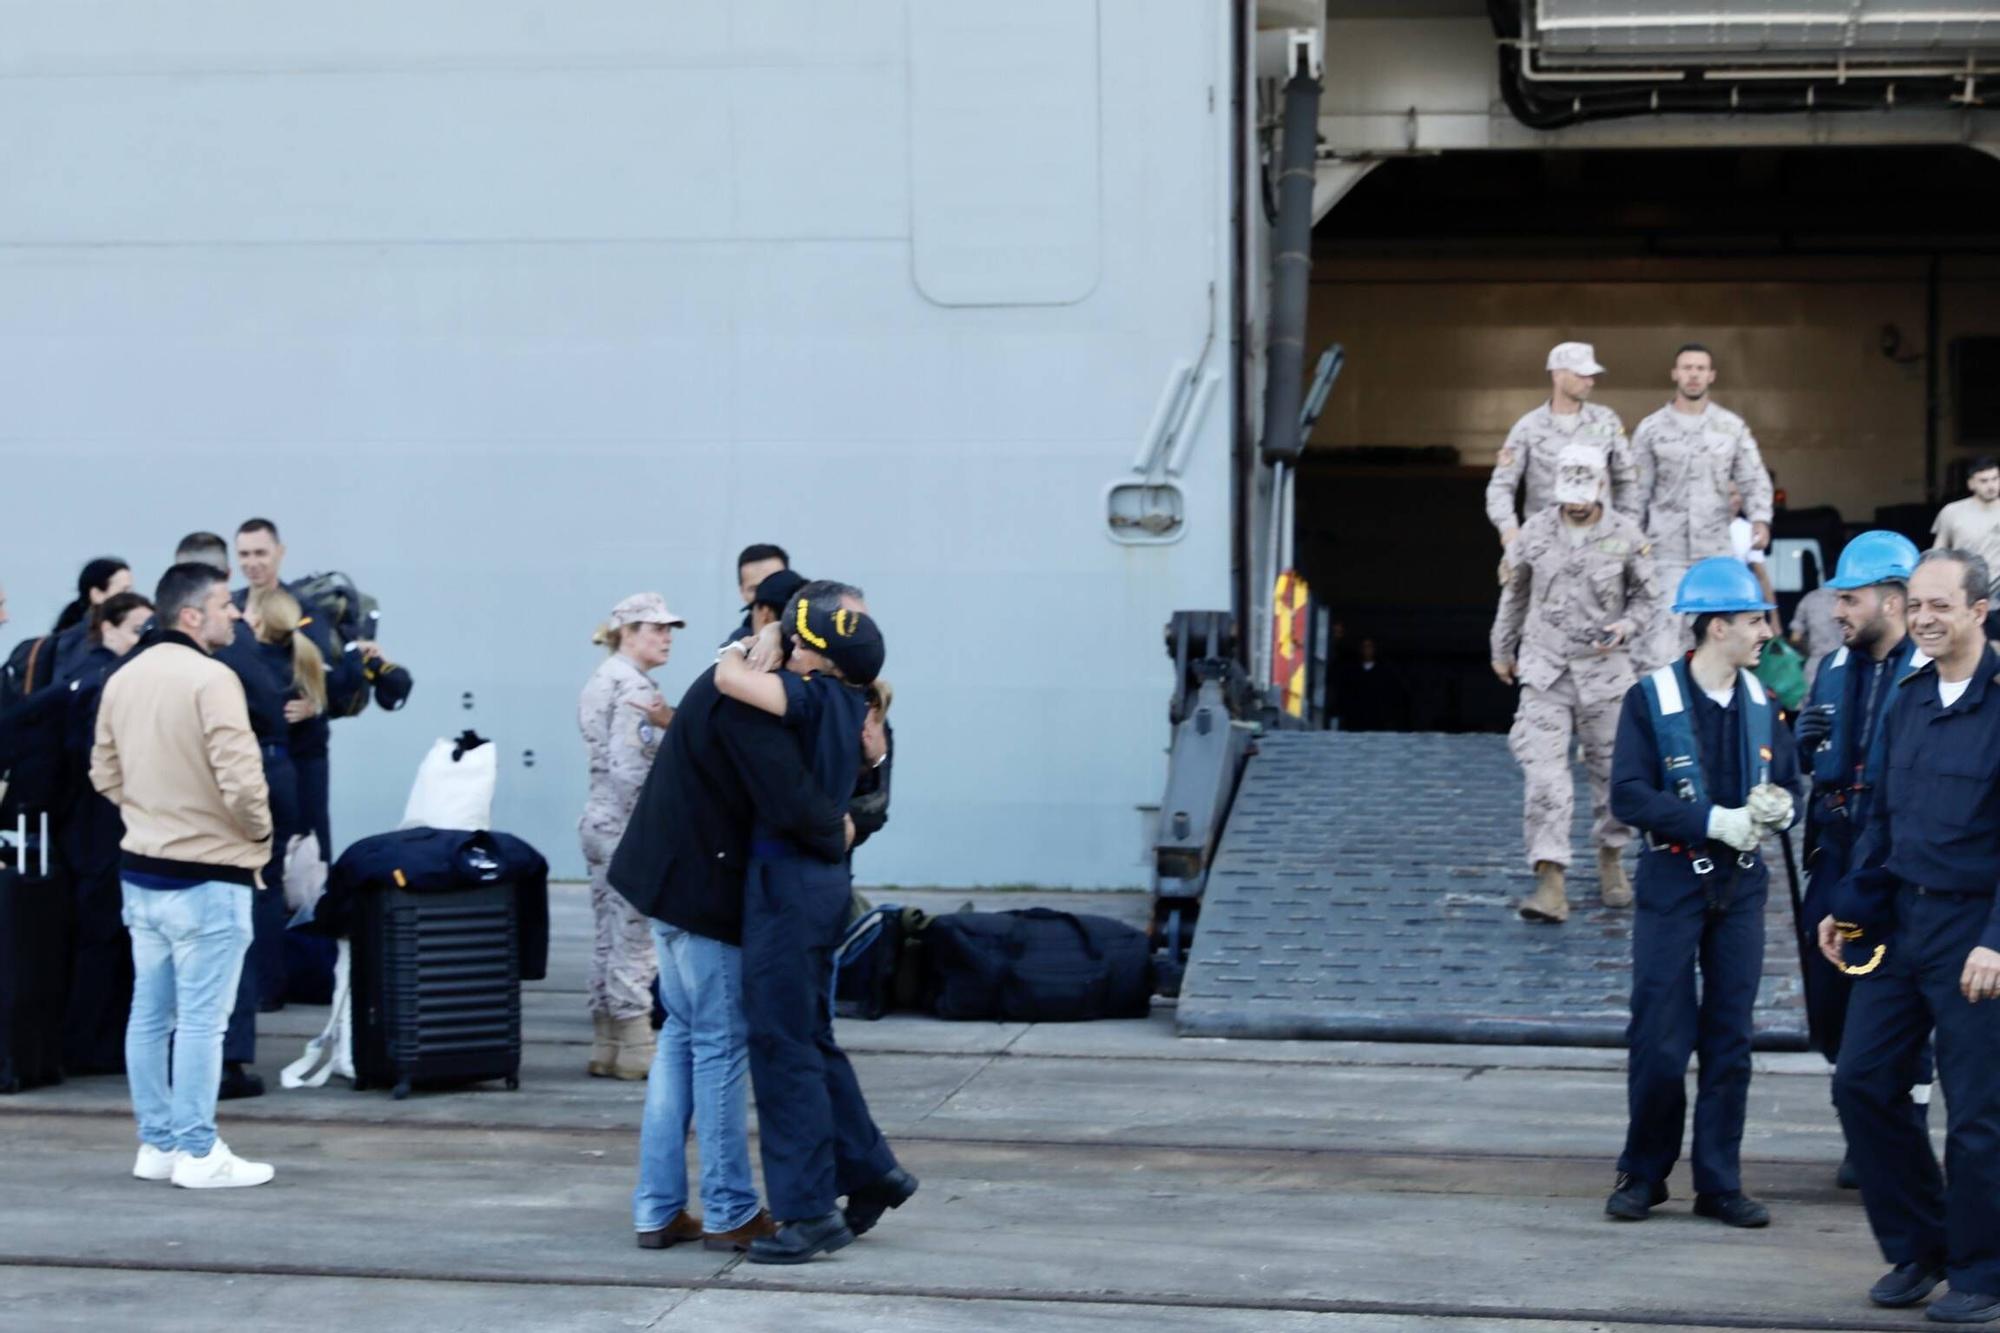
[316,826,549,982]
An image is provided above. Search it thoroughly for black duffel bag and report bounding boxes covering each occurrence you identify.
[924,908,1151,1022]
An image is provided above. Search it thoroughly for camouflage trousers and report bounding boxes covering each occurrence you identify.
[1636,557,1693,673]
[1508,671,1632,870]
[582,827,658,1021]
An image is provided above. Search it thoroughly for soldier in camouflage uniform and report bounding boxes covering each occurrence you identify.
[1631,343,1773,670]
[579,592,685,1079]
[1492,443,1661,923]
[1487,342,1640,578]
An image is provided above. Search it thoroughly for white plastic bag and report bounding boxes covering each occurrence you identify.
[399,737,496,831]
[282,832,328,919]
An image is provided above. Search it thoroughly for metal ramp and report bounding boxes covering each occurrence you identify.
[1175,732,1809,1048]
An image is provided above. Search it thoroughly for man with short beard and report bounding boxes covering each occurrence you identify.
[1792,531,1928,1189]
[1631,344,1773,670]
[1487,342,1639,563]
[1492,444,1660,923]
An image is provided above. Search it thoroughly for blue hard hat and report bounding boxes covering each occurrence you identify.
[1672,556,1776,614]
[1826,529,1920,591]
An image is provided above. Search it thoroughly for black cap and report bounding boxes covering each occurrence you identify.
[372,662,414,712]
[753,568,808,613]
[793,596,885,686]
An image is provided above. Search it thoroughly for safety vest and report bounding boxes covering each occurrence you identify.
[1807,638,1920,825]
[1639,659,1773,812]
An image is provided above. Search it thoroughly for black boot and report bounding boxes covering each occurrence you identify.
[746,1211,854,1265]
[218,1063,265,1101]
[1693,1191,1770,1228]
[1836,1155,1861,1190]
[1604,1172,1669,1221]
[844,1167,919,1238]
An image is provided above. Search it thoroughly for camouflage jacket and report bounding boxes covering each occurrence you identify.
[1632,401,1772,566]
[1485,402,1637,535]
[1492,507,1661,705]
[577,652,663,826]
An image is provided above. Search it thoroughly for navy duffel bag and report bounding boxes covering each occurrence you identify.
[923,908,1152,1022]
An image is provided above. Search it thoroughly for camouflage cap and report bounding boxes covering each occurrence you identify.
[1546,341,1606,376]
[610,592,686,630]
[1552,442,1607,505]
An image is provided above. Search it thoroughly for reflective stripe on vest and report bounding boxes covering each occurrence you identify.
[1640,659,1772,809]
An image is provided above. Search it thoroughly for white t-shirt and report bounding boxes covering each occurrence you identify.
[1932,497,2000,597]
[1940,676,1971,708]
[1728,517,1766,566]
[1702,684,1736,710]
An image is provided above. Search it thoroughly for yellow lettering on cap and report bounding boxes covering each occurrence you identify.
[796,598,829,650]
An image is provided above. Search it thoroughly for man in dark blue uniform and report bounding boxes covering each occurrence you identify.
[1606,557,1802,1228]
[1792,530,1929,1189]
[176,532,292,1095]
[1823,549,2000,1324]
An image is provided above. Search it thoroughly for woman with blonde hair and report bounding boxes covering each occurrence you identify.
[243,585,319,1011]
[578,592,685,1079]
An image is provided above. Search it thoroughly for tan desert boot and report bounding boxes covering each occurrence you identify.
[1598,846,1634,909]
[1519,860,1570,924]
[588,1012,615,1078]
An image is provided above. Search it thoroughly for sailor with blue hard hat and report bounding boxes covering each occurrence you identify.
[1603,556,1803,1229]
[1819,547,2000,1322]
[1790,531,1931,1192]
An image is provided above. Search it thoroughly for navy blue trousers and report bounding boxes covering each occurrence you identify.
[741,854,897,1221]
[1834,886,2000,1294]
[1618,869,1765,1195]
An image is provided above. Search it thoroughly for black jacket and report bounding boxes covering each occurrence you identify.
[609,665,847,945]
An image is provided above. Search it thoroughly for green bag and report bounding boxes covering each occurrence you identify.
[1755,635,1808,712]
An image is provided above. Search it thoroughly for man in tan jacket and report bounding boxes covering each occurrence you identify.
[92,562,275,1189]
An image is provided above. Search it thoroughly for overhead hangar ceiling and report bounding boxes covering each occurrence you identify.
[1531,1,2000,68]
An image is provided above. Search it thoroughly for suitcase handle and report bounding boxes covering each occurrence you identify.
[1009,908,1103,961]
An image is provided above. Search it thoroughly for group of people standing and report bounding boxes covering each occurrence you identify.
[575,545,912,1265]
[1489,339,1772,922]
[0,525,407,1188]
[1484,342,2000,1322]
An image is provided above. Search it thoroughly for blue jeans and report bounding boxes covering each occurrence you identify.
[633,923,758,1232]
[122,880,253,1157]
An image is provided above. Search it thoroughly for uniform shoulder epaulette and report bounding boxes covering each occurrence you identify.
[1894,660,1935,688]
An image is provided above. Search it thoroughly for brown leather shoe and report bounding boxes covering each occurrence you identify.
[636,1210,703,1249]
[703,1207,777,1252]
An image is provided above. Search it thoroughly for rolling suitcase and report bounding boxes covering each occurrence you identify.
[0,816,75,1093]
[349,880,522,1099]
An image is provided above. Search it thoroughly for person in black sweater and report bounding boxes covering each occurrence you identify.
[609,663,850,1254]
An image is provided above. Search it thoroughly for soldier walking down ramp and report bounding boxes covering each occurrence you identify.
[1492,444,1661,923]
[1631,343,1773,670]
[579,593,685,1080]
[1487,342,1639,574]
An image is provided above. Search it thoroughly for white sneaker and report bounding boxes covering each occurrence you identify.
[133,1144,180,1182]
[170,1140,274,1190]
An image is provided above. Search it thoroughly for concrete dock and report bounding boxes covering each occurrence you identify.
[0,886,1921,1332]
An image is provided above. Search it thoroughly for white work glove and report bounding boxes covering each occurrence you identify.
[1746,783,1794,832]
[1706,806,1762,853]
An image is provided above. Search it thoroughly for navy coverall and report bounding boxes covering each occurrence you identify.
[742,672,899,1221]
[1800,642,1915,1055]
[1609,670,1801,1196]
[1834,648,2000,1296]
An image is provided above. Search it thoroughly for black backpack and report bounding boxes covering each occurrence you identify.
[0,637,57,714]
[923,908,1152,1022]
[832,905,932,1021]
